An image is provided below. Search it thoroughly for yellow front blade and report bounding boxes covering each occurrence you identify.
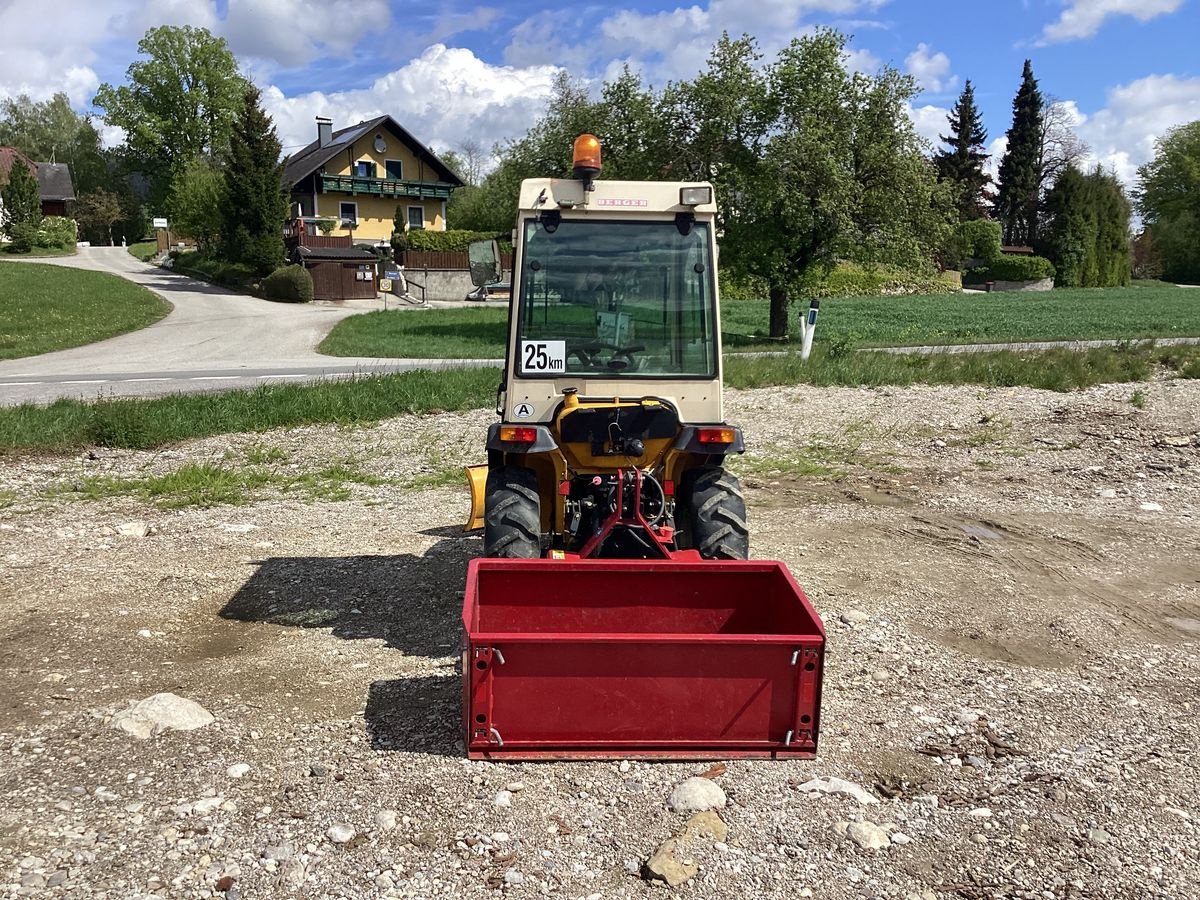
[464,464,487,532]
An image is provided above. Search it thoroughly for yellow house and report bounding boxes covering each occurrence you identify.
[283,115,463,243]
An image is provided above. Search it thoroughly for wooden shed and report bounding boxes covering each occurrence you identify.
[293,245,378,300]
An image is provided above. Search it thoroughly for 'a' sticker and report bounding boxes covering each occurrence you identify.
[514,402,534,419]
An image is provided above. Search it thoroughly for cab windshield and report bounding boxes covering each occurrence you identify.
[515,218,717,378]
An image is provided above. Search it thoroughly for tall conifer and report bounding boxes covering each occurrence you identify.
[995,60,1044,245]
[935,80,991,220]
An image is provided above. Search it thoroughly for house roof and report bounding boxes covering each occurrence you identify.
[0,146,35,185]
[36,163,75,202]
[284,115,464,188]
[0,148,75,202]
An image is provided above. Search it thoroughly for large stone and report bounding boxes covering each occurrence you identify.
[846,821,891,851]
[111,693,214,740]
[644,837,699,887]
[796,776,879,805]
[667,777,727,813]
[682,811,728,843]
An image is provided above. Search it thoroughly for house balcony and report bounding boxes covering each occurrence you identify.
[319,174,453,200]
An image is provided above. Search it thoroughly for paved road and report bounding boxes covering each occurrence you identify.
[0,248,495,405]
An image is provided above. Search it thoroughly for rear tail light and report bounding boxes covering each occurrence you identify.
[500,426,538,443]
[696,427,736,445]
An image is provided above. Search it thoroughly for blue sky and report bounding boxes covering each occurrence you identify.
[2,0,1198,183]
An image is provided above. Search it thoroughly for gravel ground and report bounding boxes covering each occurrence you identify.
[1,378,1198,900]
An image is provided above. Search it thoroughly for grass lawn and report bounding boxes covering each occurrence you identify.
[3,344,1197,455]
[0,262,170,360]
[127,241,158,262]
[318,283,1200,359]
[1,243,76,258]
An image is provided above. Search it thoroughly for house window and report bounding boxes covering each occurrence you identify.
[354,160,376,178]
[384,159,403,180]
[339,202,358,226]
[408,206,424,231]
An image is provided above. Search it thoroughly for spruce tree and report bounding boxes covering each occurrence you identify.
[222,85,287,276]
[995,60,1044,246]
[935,80,991,220]
[1,158,43,251]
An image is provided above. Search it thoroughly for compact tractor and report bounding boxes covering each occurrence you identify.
[460,135,825,760]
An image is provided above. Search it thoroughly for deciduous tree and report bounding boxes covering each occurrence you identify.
[0,93,108,194]
[74,189,125,246]
[1137,120,1200,283]
[168,158,224,251]
[93,26,247,206]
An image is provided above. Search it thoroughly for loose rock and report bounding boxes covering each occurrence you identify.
[846,821,891,851]
[796,776,879,805]
[668,776,727,813]
[110,693,214,740]
[326,823,356,844]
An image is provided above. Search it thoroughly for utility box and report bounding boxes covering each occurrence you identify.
[462,559,825,759]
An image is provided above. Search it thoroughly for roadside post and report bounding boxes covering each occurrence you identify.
[801,299,820,362]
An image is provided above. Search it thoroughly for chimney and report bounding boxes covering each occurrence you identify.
[316,116,333,148]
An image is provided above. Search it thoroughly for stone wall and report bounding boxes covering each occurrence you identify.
[990,278,1055,293]
[403,267,511,302]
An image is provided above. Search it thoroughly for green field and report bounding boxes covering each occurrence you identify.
[127,241,158,262]
[4,344,1198,455]
[0,262,170,360]
[318,283,1200,358]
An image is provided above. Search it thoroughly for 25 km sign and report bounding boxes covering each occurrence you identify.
[520,340,566,374]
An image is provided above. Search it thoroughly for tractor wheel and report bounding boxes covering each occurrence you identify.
[483,466,541,558]
[682,466,749,560]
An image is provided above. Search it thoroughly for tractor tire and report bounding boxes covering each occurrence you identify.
[483,466,541,558]
[682,466,749,560]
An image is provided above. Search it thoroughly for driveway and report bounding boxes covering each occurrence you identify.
[0,248,492,405]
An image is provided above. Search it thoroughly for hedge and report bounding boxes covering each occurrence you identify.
[262,265,314,302]
[397,228,510,253]
[966,254,1056,283]
[808,262,959,297]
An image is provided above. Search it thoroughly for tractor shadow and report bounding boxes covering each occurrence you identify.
[220,528,480,755]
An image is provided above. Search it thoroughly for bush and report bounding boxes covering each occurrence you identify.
[966,254,1056,283]
[262,265,314,303]
[402,228,510,253]
[941,219,1003,270]
[804,261,959,298]
[172,251,257,289]
[6,222,40,253]
[38,216,77,250]
[719,272,768,301]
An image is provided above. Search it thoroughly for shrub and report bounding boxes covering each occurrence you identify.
[803,261,959,298]
[38,216,77,250]
[262,265,314,303]
[402,228,510,253]
[7,222,41,252]
[719,272,768,301]
[940,219,1003,270]
[966,254,1055,283]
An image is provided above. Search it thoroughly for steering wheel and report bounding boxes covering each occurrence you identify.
[569,340,646,370]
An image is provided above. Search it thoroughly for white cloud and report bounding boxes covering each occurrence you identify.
[907,103,949,149]
[1038,0,1184,44]
[504,0,888,81]
[263,44,562,161]
[904,43,956,94]
[222,0,391,67]
[1073,74,1200,183]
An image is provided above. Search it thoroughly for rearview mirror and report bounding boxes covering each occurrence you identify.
[468,239,502,287]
